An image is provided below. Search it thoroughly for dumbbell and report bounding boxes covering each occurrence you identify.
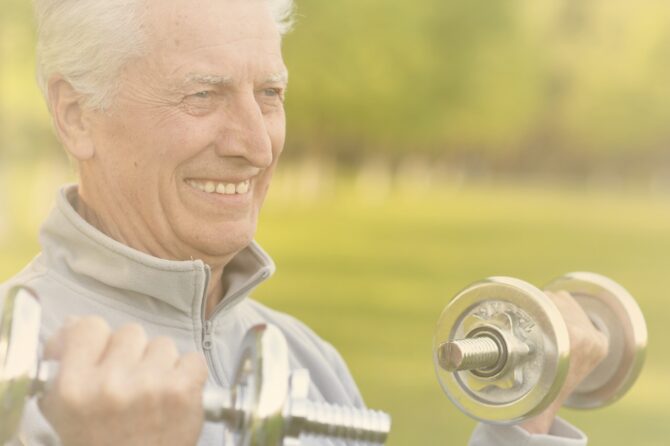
[0,286,391,445]
[432,272,647,424]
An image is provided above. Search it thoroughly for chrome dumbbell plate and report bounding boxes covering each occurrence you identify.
[433,277,570,424]
[0,287,42,444]
[230,324,290,446]
[544,272,647,409]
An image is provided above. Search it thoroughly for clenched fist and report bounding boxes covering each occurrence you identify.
[520,291,610,434]
[39,317,208,446]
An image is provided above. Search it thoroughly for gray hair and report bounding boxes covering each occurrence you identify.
[34,0,295,111]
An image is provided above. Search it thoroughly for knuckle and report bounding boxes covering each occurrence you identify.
[570,327,590,347]
[100,377,131,411]
[570,327,609,361]
[55,375,88,411]
[136,375,162,406]
[117,322,147,340]
[184,351,207,369]
[107,324,148,353]
[43,333,63,360]
[150,336,178,353]
[165,379,199,407]
[182,353,209,381]
[61,316,110,343]
[591,333,610,358]
[80,315,111,333]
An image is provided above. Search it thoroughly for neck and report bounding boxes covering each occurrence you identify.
[74,185,234,319]
[204,266,226,319]
[75,181,184,261]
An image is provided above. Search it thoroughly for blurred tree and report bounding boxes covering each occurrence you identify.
[1,0,57,161]
[282,0,670,174]
[2,0,670,177]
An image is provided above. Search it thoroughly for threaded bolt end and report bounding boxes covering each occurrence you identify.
[288,399,391,443]
[438,337,501,372]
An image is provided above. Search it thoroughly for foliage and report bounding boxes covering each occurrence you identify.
[282,0,670,165]
[3,1,670,170]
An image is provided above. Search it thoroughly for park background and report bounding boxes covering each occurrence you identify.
[1,0,670,444]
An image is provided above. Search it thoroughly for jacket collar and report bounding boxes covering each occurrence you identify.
[38,185,275,317]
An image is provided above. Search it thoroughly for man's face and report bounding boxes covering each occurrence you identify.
[84,0,287,261]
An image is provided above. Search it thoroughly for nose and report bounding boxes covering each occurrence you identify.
[214,93,274,168]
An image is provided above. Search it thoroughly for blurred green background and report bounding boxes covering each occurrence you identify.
[2,0,670,445]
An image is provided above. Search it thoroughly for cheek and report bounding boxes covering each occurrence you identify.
[91,117,146,186]
[138,115,213,174]
[267,113,286,158]
[97,111,165,165]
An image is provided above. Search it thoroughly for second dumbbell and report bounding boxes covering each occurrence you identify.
[432,272,647,424]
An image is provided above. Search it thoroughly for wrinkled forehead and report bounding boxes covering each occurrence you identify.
[138,0,285,82]
[142,0,281,54]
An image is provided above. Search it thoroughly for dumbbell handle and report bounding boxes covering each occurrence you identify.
[31,360,235,419]
[33,360,391,443]
[203,386,391,442]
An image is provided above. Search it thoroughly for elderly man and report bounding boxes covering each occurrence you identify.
[1,0,608,444]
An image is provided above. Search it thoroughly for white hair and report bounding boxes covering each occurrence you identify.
[34,0,295,111]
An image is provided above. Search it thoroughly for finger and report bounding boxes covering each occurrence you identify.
[174,352,208,388]
[545,290,593,326]
[41,317,112,418]
[44,330,65,361]
[99,323,148,368]
[64,315,81,325]
[55,316,112,368]
[141,336,180,369]
[43,316,84,360]
[545,290,609,356]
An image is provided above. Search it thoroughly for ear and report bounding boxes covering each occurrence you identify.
[48,77,96,161]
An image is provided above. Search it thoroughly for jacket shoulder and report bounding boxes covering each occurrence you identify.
[0,255,48,301]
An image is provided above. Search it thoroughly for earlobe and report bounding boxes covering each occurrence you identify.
[48,77,96,161]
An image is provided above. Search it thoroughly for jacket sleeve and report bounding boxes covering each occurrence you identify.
[468,418,587,446]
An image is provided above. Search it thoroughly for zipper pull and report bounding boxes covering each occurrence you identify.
[203,320,214,351]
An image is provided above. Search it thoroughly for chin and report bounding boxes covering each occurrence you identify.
[190,223,257,260]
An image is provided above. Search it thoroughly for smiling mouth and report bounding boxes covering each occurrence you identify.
[185,178,251,195]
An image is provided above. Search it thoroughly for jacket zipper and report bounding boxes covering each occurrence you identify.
[202,320,223,386]
[203,320,214,351]
[200,269,225,387]
[199,264,270,387]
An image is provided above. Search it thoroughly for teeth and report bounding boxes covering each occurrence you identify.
[236,182,249,194]
[187,179,251,196]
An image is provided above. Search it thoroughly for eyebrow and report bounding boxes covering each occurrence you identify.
[182,70,289,87]
[265,70,289,85]
[183,73,233,86]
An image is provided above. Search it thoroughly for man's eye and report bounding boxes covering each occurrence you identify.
[182,91,217,116]
[263,88,284,99]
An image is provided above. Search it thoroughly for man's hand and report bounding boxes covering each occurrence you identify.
[520,291,609,434]
[39,317,208,446]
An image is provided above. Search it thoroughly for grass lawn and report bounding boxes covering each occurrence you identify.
[2,166,669,445]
